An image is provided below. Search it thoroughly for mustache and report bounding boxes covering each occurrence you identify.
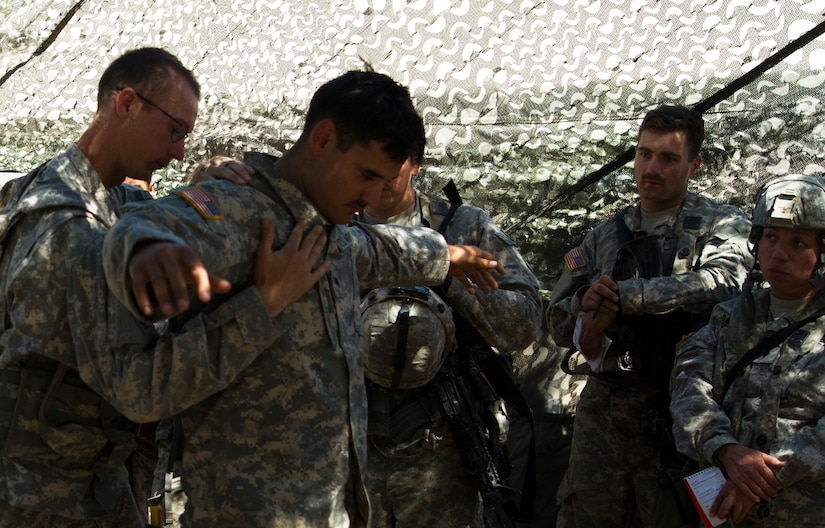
[641,174,663,183]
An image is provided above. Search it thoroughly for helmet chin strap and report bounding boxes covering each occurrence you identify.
[810,264,825,289]
[810,234,825,288]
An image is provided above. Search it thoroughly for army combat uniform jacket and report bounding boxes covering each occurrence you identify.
[0,145,283,526]
[362,190,541,350]
[103,152,453,527]
[547,192,752,527]
[359,190,542,526]
[671,288,825,526]
[549,192,752,347]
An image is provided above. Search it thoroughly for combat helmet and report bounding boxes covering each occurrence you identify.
[360,285,456,390]
[749,173,825,281]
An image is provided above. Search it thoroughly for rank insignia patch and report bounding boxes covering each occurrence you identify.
[180,186,223,220]
[564,247,586,272]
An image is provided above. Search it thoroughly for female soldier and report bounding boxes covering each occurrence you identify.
[671,174,825,527]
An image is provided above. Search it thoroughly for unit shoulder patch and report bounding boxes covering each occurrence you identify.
[179,186,224,220]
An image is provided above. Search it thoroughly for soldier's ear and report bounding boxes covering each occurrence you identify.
[690,154,702,175]
[113,87,138,118]
[309,119,337,155]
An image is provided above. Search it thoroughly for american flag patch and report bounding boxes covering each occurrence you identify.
[179,186,223,220]
[563,247,586,271]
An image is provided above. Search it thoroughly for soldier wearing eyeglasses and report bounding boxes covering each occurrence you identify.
[0,47,325,527]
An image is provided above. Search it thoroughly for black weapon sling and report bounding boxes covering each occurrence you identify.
[719,313,821,401]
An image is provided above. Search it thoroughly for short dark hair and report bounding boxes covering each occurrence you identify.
[639,105,704,159]
[303,71,426,165]
[97,47,200,108]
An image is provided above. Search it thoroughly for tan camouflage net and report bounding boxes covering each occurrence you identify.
[2,0,825,288]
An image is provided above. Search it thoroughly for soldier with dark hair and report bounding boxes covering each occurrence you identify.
[357,156,542,527]
[102,70,504,526]
[548,105,753,527]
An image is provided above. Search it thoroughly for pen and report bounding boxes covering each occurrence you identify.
[727,513,737,527]
[592,295,604,320]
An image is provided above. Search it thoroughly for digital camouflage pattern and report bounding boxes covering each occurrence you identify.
[750,174,825,232]
[0,144,281,526]
[367,425,484,528]
[548,192,753,527]
[671,288,825,526]
[103,152,453,527]
[514,336,587,417]
[549,192,753,346]
[359,189,542,527]
[411,192,542,352]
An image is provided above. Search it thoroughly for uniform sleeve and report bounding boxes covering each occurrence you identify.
[618,205,752,316]
[546,227,598,349]
[766,330,825,487]
[546,267,588,348]
[771,417,825,487]
[92,195,288,422]
[102,211,189,320]
[0,215,79,366]
[439,207,542,351]
[670,311,740,464]
[350,222,451,288]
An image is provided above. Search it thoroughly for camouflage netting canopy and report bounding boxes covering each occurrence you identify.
[2,0,825,291]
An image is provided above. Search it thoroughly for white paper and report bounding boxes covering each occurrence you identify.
[684,466,728,528]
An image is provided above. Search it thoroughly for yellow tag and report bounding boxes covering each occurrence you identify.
[147,504,164,526]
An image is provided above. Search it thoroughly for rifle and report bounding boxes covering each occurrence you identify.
[432,180,537,526]
[433,336,532,527]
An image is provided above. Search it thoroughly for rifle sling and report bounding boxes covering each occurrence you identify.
[719,313,820,401]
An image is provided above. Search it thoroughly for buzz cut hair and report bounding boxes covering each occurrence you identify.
[97,47,200,108]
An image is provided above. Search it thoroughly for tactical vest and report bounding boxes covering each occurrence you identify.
[601,209,709,387]
[0,164,137,518]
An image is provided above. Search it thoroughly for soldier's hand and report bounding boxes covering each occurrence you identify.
[576,310,614,360]
[575,275,619,361]
[447,244,505,295]
[128,241,232,318]
[716,443,784,503]
[710,480,757,524]
[254,219,330,316]
[188,156,253,185]
[582,275,620,318]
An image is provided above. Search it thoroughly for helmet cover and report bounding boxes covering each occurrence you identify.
[360,286,456,389]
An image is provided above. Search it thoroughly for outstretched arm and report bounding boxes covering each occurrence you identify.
[438,208,542,351]
[127,218,328,319]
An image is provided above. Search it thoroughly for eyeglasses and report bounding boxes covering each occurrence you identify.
[117,87,190,143]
